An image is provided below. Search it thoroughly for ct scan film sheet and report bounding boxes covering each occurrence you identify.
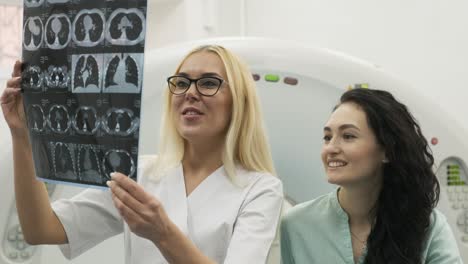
[22,0,147,187]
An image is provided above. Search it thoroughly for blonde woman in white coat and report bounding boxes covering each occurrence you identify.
[1,45,283,264]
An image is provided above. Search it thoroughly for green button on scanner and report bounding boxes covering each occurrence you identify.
[265,74,280,82]
[354,83,369,89]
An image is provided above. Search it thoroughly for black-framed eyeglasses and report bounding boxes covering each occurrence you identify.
[167,75,227,97]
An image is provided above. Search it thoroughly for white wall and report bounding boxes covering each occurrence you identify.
[147,0,242,49]
[243,0,468,130]
[3,0,466,128]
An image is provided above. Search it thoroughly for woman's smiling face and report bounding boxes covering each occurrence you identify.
[171,51,233,143]
[321,102,386,187]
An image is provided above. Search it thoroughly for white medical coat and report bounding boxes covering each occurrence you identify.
[52,155,283,264]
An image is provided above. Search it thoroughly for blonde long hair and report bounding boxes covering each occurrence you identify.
[150,45,276,182]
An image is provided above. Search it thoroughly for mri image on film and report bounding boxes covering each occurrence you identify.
[104,53,143,93]
[47,104,72,134]
[45,14,71,49]
[106,8,145,46]
[45,65,70,90]
[78,145,103,183]
[102,149,136,180]
[23,16,43,51]
[73,106,100,135]
[22,0,147,187]
[102,107,140,136]
[22,65,43,91]
[27,105,47,133]
[72,54,102,93]
[72,9,105,47]
[51,142,78,181]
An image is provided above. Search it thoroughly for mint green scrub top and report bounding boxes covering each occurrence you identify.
[280,190,464,264]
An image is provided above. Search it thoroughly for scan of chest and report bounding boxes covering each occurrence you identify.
[27,105,47,133]
[106,8,146,46]
[102,149,137,180]
[72,54,101,92]
[102,107,140,136]
[22,65,43,91]
[23,16,44,51]
[72,106,100,135]
[72,9,105,47]
[104,53,142,93]
[45,65,70,89]
[45,14,71,49]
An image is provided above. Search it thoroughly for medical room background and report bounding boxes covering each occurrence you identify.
[0,0,467,263]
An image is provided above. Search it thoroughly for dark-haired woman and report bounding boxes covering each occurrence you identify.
[280,89,462,264]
